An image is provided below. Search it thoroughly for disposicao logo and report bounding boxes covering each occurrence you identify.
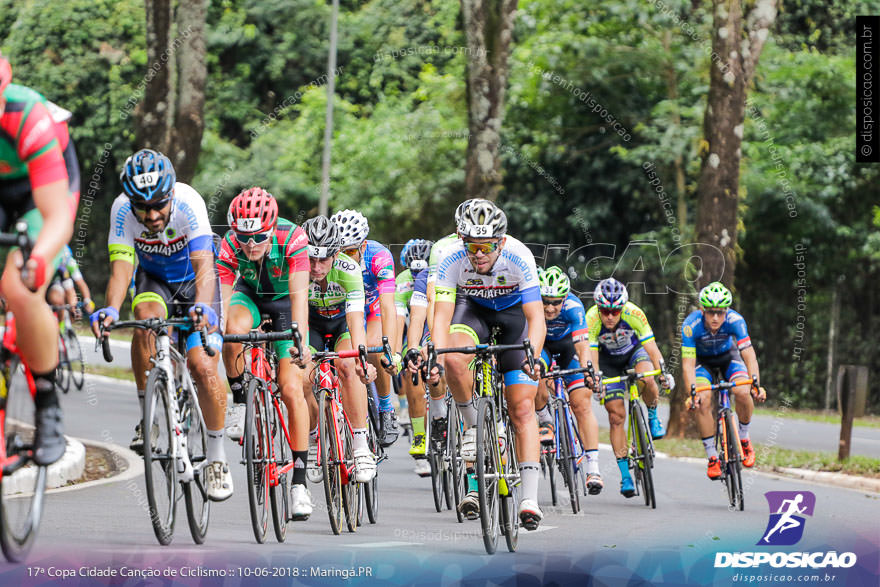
[759,491,815,546]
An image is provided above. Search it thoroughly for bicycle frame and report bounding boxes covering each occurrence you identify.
[313,358,357,486]
[0,316,38,479]
[248,344,296,488]
[547,359,586,476]
[692,377,756,479]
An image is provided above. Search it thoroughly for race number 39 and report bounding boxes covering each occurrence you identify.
[470,225,490,237]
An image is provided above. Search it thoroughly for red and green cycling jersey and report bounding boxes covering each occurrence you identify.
[0,84,70,191]
[586,301,655,356]
[216,218,309,300]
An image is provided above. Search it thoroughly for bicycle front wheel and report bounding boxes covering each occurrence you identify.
[245,378,271,543]
[143,368,177,545]
[0,360,47,562]
[633,402,656,509]
[500,413,520,553]
[55,334,70,394]
[557,410,580,514]
[341,421,359,533]
[724,410,744,511]
[269,395,291,542]
[65,330,85,391]
[182,380,210,544]
[363,407,379,524]
[475,398,500,555]
[447,401,466,523]
[318,388,343,535]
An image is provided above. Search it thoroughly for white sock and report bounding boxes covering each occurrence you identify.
[738,420,750,441]
[520,462,540,503]
[206,429,225,463]
[352,428,369,451]
[137,389,145,413]
[536,403,553,426]
[585,449,600,475]
[457,401,477,428]
[702,436,718,460]
[429,397,448,419]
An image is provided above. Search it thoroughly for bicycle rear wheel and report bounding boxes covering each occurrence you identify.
[318,388,343,534]
[475,398,500,555]
[269,394,291,542]
[245,378,271,543]
[447,402,466,523]
[182,381,210,544]
[633,402,656,509]
[724,411,744,511]
[143,368,177,545]
[0,360,47,562]
[500,412,520,553]
[428,416,444,513]
[55,334,70,394]
[341,422,359,533]
[65,330,84,391]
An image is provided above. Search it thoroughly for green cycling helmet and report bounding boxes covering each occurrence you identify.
[539,266,570,298]
[699,281,733,308]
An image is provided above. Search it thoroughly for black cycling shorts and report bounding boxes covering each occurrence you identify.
[449,296,528,374]
[307,307,351,352]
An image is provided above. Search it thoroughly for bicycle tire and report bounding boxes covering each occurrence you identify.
[55,334,70,394]
[269,392,290,542]
[341,421,359,533]
[428,415,444,513]
[182,379,210,544]
[318,387,343,535]
[500,410,520,553]
[0,360,47,562]
[557,408,580,514]
[65,329,85,391]
[447,402,466,523]
[439,412,454,511]
[245,378,270,543]
[143,368,177,545]
[363,408,379,524]
[633,402,656,509]
[725,410,744,511]
[475,397,500,555]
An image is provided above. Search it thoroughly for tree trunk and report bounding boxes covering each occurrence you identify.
[137,0,206,183]
[138,0,173,150]
[694,0,777,289]
[169,0,206,183]
[461,0,518,201]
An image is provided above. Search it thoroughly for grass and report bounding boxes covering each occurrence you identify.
[85,363,137,381]
[647,434,880,479]
[751,406,880,429]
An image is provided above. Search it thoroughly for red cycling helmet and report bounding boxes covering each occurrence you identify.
[227,187,279,233]
[0,54,12,95]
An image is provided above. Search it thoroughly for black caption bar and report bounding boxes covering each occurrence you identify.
[857,16,880,163]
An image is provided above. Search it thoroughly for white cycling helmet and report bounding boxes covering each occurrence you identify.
[456,199,507,238]
[331,209,370,249]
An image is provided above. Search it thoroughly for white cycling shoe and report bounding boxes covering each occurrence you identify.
[413,458,431,477]
[225,404,246,441]
[205,461,234,502]
[353,448,377,483]
[461,427,477,461]
[290,484,313,521]
[518,498,543,531]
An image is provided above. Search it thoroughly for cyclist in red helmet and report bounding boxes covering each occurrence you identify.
[217,187,315,519]
[1,53,78,465]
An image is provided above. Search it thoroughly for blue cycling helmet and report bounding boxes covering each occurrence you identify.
[594,278,628,309]
[120,149,176,202]
[400,239,417,267]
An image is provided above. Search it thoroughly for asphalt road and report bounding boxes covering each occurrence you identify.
[0,377,877,585]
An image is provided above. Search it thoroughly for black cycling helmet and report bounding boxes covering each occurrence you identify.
[303,216,341,258]
[404,239,433,271]
[120,149,176,202]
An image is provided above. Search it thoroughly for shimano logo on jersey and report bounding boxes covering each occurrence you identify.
[115,203,131,237]
[502,250,533,280]
[132,171,159,189]
[714,552,857,569]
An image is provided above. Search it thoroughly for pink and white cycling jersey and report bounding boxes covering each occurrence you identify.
[360,239,395,305]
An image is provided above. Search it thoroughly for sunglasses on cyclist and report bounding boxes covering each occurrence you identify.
[463,240,500,255]
[131,198,171,213]
[234,230,273,245]
[342,246,362,257]
[599,307,622,317]
[542,299,563,307]
[704,308,727,316]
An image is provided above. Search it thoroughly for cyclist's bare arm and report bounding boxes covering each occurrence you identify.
[642,339,664,372]
[190,249,216,307]
[682,356,696,394]
[288,269,311,364]
[740,346,760,385]
[522,299,546,378]
[220,282,234,330]
[407,303,429,371]
[379,290,398,356]
[74,276,92,304]
[31,179,73,273]
[93,259,133,336]
[344,309,374,381]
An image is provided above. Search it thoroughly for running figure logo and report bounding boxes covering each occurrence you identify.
[759,491,816,546]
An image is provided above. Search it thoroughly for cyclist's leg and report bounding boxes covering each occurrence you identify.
[222,292,259,439]
[725,350,754,464]
[334,330,369,441]
[693,361,720,477]
[534,349,554,441]
[445,297,489,427]
[632,347,664,438]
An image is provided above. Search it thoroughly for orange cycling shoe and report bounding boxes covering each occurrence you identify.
[741,439,755,467]
[707,456,721,479]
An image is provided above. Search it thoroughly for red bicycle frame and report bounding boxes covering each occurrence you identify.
[0,315,38,480]
[248,344,296,489]
[314,348,362,487]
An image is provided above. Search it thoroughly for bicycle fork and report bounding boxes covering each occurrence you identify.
[153,335,195,484]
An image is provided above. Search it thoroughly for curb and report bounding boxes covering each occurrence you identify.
[46,437,144,495]
[3,436,85,495]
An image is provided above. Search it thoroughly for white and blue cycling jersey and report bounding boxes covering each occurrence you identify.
[546,293,588,341]
[434,235,541,310]
[107,183,214,284]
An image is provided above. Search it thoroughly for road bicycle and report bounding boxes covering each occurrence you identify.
[540,358,596,514]
[0,223,46,562]
[689,375,759,511]
[426,331,534,555]
[51,303,85,394]
[358,336,395,526]
[98,307,215,545]
[223,321,303,543]
[599,363,665,509]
